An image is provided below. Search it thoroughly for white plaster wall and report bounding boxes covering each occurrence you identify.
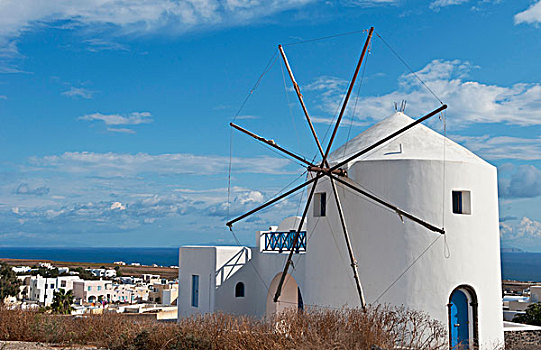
[178,247,217,317]
[304,159,503,349]
[178,246,253,318]
[214,248,305,318]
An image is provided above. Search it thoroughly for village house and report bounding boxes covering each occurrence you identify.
[29,275,81,306]
[149,283,178,305]
[86,268,117,278]
[73,280,113,303]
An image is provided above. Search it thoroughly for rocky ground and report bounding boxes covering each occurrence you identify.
[505,330,541,350]
[0,342,99,350]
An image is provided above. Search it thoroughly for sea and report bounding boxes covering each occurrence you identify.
[0,247,179,267]
[0,248,540,282]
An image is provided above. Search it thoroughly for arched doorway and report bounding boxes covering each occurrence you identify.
[448,285,478,349]
[266,273,301,318]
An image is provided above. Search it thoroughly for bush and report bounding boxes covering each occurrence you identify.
[513,303,541,326]
[0,305,447,350]
[0,262,21,302]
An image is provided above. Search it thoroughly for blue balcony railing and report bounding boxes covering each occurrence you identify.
[263,231,306,253]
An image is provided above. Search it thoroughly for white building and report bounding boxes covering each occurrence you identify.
[12,266,31,274]
[178,112,505,349]
[73,279,113,303]
[29,275,81,306]
[503,285,541,321]
[86,268,117,278]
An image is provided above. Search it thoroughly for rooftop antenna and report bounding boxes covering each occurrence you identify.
[401,100,407,113]
[227,27,446,312]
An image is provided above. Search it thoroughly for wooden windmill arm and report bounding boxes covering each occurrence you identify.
[273,174,321,302]
[230,122,315,168]
[321,27,374,167]
[226,176,318,228]
[328,104,447,173]
[330,174,445,234]
[278,45,327,161]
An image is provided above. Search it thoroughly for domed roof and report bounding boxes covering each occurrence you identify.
[328,112,490,168]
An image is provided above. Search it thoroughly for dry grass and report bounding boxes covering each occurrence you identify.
[0,305,447,350]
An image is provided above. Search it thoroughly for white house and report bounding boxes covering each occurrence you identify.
[29,275,81,306]
[11,266,31,274]
[86,268,117,278]
[73,280,113,303]
[178,112,504,349]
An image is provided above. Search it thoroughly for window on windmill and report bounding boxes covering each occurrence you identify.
[235,282,245,298]
[191,274,199,308]
[314,192,326,217]
[452,190,471,215]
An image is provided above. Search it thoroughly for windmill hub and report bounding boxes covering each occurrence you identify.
[306,166,347,177]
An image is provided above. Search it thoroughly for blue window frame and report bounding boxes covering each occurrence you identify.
[191,275,199,307]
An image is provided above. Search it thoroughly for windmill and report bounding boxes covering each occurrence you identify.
[226,27,447,311]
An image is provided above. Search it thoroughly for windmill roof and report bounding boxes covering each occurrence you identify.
[328,112,489,167]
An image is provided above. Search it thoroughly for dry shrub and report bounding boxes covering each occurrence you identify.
[0,304,447,350]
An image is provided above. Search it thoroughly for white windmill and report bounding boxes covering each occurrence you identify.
[225,27,504,349]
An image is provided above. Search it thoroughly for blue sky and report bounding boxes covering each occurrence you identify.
[0,0,540,250]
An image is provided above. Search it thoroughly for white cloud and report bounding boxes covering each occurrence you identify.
[0,1,315,55]
[501,217,541,240]
[515,1,541,25]
[0,0,400,73]
[110,201,126,210]
[3,187,286,234]
[15,183,50,196]
[28,151,296,177]
[499,165,541,199]
[308,59,541,127]
[84,39,129,52]
[450,135,541,161]
[106,127,136,134]
[79,112,153,125]
[429,0,470,10]
[62,86,95,99]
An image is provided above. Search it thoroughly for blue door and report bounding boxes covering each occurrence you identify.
[450,290,469,349]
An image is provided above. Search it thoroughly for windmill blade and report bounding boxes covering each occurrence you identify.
[230,122,315,168]
[321,27,374,167]
[329,177,367,310]
[226,176,318,228]
[330,174,444,234]
[329,104,447,173]
[278,45,326,160]
[273,174,321,303]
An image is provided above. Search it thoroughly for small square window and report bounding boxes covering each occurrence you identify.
[452,190,471,215]
[313,192,326,217]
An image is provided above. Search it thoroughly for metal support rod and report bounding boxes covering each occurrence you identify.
[321,27,374,166]
[278,45,327,160]
[273,174,321,303]
[226,176,317,228]
[330,174,445,234]
[230,122,315,167]
[329,177,367,311]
